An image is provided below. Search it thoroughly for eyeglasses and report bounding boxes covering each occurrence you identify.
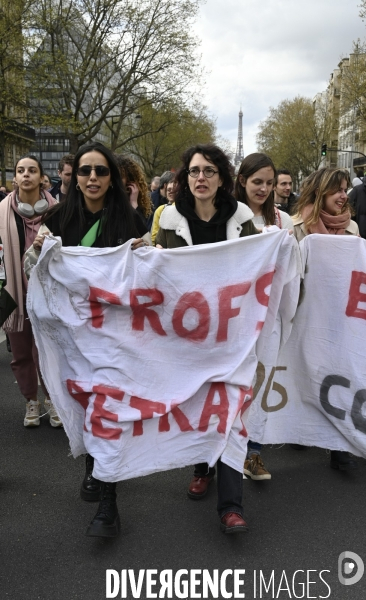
[187,167,218,178]
[77,165,110,177]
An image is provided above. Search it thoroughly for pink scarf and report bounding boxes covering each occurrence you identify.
[0,189,56,332]
[302,205,351,236]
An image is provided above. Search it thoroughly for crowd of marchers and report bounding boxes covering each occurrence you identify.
[0,141,362,540]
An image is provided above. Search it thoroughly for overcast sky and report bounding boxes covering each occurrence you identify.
[194,0,366,157]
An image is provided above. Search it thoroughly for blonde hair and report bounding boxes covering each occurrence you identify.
[294,168,351,229]
[114,154,153,219]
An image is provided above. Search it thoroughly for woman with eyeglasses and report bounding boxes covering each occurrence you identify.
[156,143,259,534]
[32,142,151,538]
[0,155,60,428]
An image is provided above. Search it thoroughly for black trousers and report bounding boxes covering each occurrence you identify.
[194,459,243,518]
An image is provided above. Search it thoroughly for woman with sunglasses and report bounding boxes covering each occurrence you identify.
[0,155,60,427]
[32,142,150,538]
[156,143,259,534]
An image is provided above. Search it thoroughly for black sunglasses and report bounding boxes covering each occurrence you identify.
[77,165,110,177]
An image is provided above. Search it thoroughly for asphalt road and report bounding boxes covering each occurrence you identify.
[0,335,365,600]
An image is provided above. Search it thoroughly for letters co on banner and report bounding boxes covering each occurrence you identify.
[248,234,366,459]
[27,231,299,481]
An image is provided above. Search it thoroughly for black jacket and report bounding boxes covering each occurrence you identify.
[349,181,366,238]
[274,192,297,216]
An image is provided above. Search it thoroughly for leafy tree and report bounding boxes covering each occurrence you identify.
[256,96,330,185]
[0,0,38,183]
[120,100,216,178]
[337,41,366,126]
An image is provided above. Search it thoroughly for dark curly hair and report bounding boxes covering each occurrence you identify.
[114,154,153,219]
[174,144,234,208]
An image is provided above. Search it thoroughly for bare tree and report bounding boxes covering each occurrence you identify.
[120,100,216,178]
[27,0,204,153]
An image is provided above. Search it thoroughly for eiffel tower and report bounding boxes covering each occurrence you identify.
[234,107,244,169]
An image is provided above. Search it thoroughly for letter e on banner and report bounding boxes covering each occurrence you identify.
[90,385,124,440]
[346,271,366,320]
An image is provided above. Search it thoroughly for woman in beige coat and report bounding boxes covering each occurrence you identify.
[292,167,359,470]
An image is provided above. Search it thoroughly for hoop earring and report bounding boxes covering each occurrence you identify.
[76,183,80,190]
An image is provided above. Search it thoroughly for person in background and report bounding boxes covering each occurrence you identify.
[50,154,74,203]
[352,168,364,188]
[42,174,52,191]
[292,167,359,470]
[150,176,160,193]
[151,171,174,211]
[349,172,366,239]
[156,143,259,534]
[114,154,153,228]
[273,169,297,215]
[0,155,60,428]
[151,180,176,245]
[234,153,293,481]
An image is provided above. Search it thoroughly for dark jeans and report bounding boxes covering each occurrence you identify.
[194,460,243,518]
[247,440,262,455]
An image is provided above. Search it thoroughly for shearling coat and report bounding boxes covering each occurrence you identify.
[155,202,259,248]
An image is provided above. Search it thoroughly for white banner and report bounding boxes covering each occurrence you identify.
[27,230,299,481]
[249,234,366,458]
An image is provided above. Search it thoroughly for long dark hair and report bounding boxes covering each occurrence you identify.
[174,144,234,208]
[43,143,139,245]
[234,153,276,225]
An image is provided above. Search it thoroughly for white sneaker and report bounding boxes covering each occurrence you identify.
[44,398,63,428]
[24,400,41,427]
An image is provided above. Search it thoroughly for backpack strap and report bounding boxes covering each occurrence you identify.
[274,206,282,229]
[79,220,101,247]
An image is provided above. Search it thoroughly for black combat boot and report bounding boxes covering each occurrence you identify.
[80,454,102,502]
[86,482,120,538]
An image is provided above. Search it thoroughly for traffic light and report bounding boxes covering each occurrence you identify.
[321,143,327,156]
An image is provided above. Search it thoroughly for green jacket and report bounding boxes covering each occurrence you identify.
[155,203,259,248]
